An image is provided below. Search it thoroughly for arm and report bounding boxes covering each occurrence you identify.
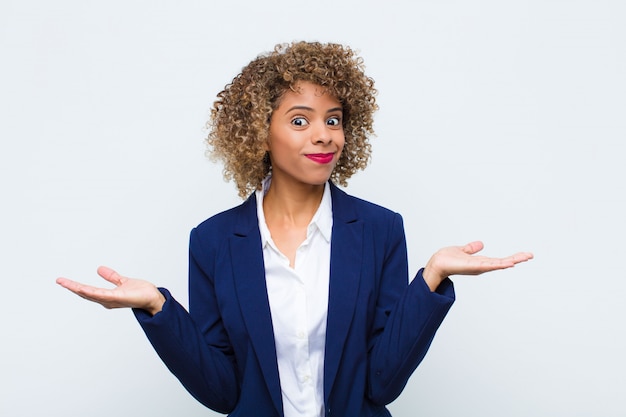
[56,261,240,412]
[133,288,239,413]
[133,229,240,412]
[366,214,533,405]
[366,213,455,405]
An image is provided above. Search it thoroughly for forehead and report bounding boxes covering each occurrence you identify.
[276,81,341,109]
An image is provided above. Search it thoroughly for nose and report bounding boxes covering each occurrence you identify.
[312,122,333,145]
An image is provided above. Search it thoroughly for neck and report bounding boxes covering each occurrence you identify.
[263,179,326,227]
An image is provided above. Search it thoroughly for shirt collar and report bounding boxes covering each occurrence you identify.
[311,182,333,243]
[256,177,333,247]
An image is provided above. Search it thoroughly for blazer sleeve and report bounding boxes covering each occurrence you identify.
[366,212,455,405]
[132,227,239,413]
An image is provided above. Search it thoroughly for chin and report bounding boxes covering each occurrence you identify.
[301,176,331,187]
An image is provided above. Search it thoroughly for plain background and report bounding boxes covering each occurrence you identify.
[1,0,624,416]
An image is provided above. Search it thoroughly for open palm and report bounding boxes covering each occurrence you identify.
[423,241,533,290]
[56,266,165,315]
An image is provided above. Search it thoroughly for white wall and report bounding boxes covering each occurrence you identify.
[1,1,624,416]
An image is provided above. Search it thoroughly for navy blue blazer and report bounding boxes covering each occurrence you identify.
[135,183,455,417]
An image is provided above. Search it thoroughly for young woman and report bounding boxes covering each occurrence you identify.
[57,41,533,417]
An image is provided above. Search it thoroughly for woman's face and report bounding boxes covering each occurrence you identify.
[266,81,345,189]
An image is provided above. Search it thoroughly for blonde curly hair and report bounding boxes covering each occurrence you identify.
[207,41,378,198]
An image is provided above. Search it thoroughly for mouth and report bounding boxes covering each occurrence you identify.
[305,153,335,164]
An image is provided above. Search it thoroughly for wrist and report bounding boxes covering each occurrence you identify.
[145,289,166,316]
[423,255,446,291]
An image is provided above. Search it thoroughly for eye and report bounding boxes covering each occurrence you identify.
[291,117,308,127]
[327,116,341,127]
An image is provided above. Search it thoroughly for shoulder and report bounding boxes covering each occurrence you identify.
[330,182,402,223]
[331,185,408,261]
[192,194,257,241]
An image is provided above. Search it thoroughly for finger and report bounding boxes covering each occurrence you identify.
[508,252,534,264]
[476,256,514,270]
[56,278,101,296]
[56,278,115,303]
[462,241,484,255]
[97,266,125,286]
[73,283,126,308]
[475,253,533,272]
[56,277,88,292]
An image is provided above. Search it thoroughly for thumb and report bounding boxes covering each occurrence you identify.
[97,266,125,286]
[462,241,484,255]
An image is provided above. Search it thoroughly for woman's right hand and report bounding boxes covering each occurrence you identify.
[56,266,166,316]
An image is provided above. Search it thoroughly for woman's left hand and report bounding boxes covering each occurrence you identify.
[422,241,533,291]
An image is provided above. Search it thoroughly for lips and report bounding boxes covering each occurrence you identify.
[305,153,335,164]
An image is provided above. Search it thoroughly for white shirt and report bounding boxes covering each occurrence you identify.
[256,178,332,417]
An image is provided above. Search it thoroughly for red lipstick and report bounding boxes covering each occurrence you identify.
[306,153,335,164]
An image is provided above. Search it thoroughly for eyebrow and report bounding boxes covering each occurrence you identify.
[283,106,343,115]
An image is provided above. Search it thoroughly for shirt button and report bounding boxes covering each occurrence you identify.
[297,331,306,339]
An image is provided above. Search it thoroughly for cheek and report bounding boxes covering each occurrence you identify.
[337,133,346,152]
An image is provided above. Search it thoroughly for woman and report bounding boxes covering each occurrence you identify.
[57,41,533,417]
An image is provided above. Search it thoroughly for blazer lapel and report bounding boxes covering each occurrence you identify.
[324,183,363,400]
[227,186,364,413]
[229,196,283,415]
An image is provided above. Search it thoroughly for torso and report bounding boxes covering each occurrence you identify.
[264,222,307,267]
